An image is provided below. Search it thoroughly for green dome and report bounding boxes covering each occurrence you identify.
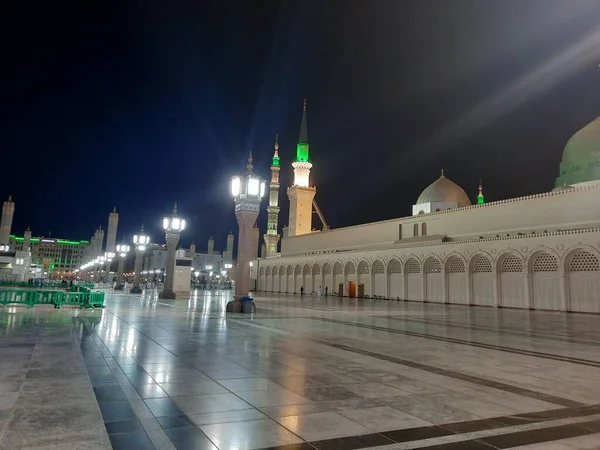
[555,118,600,187]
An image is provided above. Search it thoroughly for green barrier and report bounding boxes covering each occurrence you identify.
[0,289,105,309]
[0,281,95,290]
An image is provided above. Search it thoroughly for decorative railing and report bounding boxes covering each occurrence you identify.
[0,287,104,309]
[0,281,95,290]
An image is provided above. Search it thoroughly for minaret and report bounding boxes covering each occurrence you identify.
[106,208,119,254]
[97,227,105,257]
[0,196,15,245]
[264,135,282,255]
[207,236,214,255]
[23,227,31,250]
[477,179,485,205]
[287,100,317,237]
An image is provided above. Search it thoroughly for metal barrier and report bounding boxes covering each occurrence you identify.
[0,281,95,290]
[0,289,105,309]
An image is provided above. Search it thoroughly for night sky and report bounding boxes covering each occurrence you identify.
[2,0,600,253]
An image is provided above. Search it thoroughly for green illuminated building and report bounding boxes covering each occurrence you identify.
[9,233,90,274]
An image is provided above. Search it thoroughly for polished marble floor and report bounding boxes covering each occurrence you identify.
[1,290,600,449]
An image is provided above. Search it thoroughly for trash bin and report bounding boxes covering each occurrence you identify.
[241,296,254,314]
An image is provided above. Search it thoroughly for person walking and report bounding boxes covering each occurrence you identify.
[318,286,322,296]
[300,286,304,296]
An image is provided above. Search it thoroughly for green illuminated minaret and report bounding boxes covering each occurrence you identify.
[477,179,485,204]
[288,99,316,237]
[296,99,309,162]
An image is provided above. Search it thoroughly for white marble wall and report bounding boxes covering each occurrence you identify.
[257,229,600,313]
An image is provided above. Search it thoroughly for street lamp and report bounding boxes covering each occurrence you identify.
[0,244,10,253]
[115,242,130,289]
[159,202,185,299]
[131,226,150,293]
[227,151,266,311]
[104,251,115,283]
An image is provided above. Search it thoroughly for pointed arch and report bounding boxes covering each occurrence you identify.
[286,264,294,293]
[387,258,402,300]
[333,261,344,296]
[565,247,600,313]
[469,254,494,306]
[445,254,467,305]
[497,252,525,308]
[424,256,443,303]
[404,257,421,301]
[529,250,561,310]
[357,260,370,297]
[344,261,356,275]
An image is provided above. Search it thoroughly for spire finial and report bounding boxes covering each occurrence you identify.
[7,195,12,202]
[441,169,445,177]
[303,98,307,111]
[173,202,178,215]
[140,224,144,232]
[477,178,485,205]
[113,207,117,212]
[274,134,279,152]
[296,99,309,161]
[247,151,254,172]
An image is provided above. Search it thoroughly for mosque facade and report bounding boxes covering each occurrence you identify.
[253,110,600,314]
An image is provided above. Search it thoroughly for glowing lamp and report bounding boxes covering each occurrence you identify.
[116,243,130,258]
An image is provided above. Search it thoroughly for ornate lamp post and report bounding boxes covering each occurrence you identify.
[0,244,10,253]
[104,251,115,282]
[159,203,186,299]
[228,152,266,310]
[97,255,106,282]
[131,226,150,294]
[115,243,130,289]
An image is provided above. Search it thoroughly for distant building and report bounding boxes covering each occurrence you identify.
[9,233,89,277]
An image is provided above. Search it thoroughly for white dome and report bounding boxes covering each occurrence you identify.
[551,184,575,193]
[416,173,472,207]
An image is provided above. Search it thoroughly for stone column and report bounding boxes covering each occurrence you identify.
[130,247,144,294]
[160,232,180,299]
[234,209,259,300]
[559,271,569,311]
[116,256,126,287]
[493,273,499,307]
[524,273,532,309]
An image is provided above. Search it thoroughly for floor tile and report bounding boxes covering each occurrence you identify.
[135,383,169,399]
[200,418,303,449]
[109,432,155,450]
[310,432,395,450]
[147,428,178,450]
[338,406,432,432]
[188,408,268,426]
[163,426,218,450]
[160,381,227,396]
[276,411,371,441]
[145,397,186,417]
[99,401,137,423]
[172,393,251,414]
[105,419,145,435]
[237,388,312,408]
[1,403,107,447]
[157,414,196,429]
[94,385,127,402]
